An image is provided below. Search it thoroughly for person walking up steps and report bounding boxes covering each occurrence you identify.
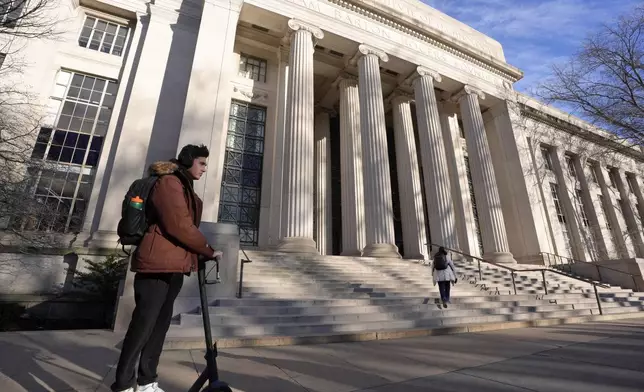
[432,247,457,308]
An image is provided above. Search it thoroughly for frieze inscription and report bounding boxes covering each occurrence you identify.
[283,0,506,87]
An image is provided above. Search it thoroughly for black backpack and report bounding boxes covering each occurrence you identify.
[117,176,159,248]
[434,252,448,270]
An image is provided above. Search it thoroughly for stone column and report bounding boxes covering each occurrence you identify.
[454,86,514,263]
[412,67,459,252]
[83,10,145,235]
[176,0,242,221]
[314,110,333,255]
[629,173,644,232]
[91,5,204,244]
[337,75,366,256]
[352,44,400,258]
[614,169,644,256]
[596,166,630,258]
[391,93,428,259]
[277,19,323,254]
[267,47,289,247]
[550,149,588,261]
[575,156,609,260]
[440,107,481,257]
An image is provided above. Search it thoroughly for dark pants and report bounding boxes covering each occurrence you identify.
[438,281,451,302]
[111,272,184,392]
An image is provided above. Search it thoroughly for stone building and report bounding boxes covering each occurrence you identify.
[2,0,644,294]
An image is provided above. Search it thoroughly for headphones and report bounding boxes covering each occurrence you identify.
[177,148,196,169]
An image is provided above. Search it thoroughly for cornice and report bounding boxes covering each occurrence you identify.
[327,0,523,83]
[519,104,644,162]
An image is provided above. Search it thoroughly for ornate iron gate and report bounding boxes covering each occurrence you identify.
[217,101,266,246]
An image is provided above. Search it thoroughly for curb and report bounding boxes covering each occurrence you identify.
[163,311,644,350]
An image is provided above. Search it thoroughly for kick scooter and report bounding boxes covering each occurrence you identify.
[188,256,233,392]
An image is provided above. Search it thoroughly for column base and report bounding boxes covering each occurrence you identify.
[362,243,401,259]
[341,249,363,257]
[276,237,319,254]
[483,252,516,264]
[403,253,426,260]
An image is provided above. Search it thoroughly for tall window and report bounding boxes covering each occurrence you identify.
[78,15,129,56]
[24,70,118,232]
[541,147,553,171]
[599,195,617,252]
[238,53,267,83]
[0,0,25,28]
[626,174,637,194]
[587,163,599,183]
[550,183,566,223]
[464,155,483,256]
[574,189,590,227]
[550,183,573,255]
[608,169,618,188]
[616,199,626,222]
[599,195,612,230]
[218,101,266,246]
[565,154,577,178]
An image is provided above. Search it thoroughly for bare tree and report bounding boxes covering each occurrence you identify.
[1,0,57,38]
[1,0,69,257]
[537,5,644,147]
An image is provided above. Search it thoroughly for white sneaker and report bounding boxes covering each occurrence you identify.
[137,382,165,392]
[116,388,134,392]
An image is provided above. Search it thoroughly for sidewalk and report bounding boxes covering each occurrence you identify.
[1,318,644,392]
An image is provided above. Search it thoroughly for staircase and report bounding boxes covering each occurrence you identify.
[164,251,644,349]
[457,258,644,315]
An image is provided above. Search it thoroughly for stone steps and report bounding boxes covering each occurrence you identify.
[178,304,598,327]
[204,300,598,317]
[171,308,595,337]
[164,251,644,349]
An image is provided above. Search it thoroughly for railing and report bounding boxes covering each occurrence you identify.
[540,251,581,267]
[429,243,610,315]
[237,248,253,299]
[541,251,643,292]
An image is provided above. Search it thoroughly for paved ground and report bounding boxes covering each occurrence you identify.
[1,318,644,391]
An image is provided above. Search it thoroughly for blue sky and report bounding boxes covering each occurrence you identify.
[422,0,641,94]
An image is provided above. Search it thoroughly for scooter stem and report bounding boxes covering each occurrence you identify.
[197,257,220,385]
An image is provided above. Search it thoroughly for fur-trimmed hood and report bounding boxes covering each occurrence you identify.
[148,161,179,176]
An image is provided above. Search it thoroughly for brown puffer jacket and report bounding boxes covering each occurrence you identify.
[132,161,214,273]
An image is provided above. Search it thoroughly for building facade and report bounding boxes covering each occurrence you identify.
[3,0,644,283]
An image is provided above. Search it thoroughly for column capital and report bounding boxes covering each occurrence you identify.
[451,85,486,102]
[333,72,358,89]
[388,90,414,106]
[349,44,389,65]
[287,18,324,40]
[403,66,441,87]
[414,66,442,84]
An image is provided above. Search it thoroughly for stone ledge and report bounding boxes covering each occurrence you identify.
[163,312,644,350]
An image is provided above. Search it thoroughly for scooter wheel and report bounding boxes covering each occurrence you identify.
[202,381,233,392]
